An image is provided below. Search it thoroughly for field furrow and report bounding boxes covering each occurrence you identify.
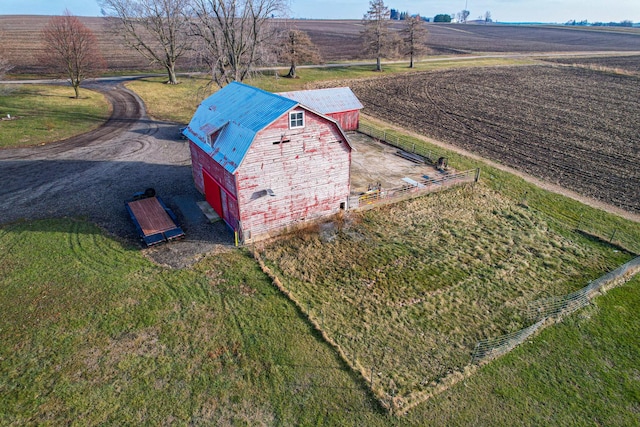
[350,65,640,214]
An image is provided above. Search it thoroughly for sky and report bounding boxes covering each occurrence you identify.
[0,0,638,23]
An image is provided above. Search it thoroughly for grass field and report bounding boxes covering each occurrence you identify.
[257,182,634,410]
[415,273,640,425]
[1,218,638,424]
[0,219,383,425]
[125,76,215,124]
[0,85,110,148]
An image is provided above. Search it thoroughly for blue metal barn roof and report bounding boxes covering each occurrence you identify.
[183,82,299,174]
[277,87,363,115]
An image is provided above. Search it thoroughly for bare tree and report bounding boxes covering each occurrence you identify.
[99,0,191,84]
[401,15,428,68]
[279,29,321,78]
[484,11,492,24]
[40,10,105,98]
[189,0,288,87]
[0,50,11,82]
[0,56,10,81]
[0,29,12,96]
[457,9,470,23]
[361,0,397,72]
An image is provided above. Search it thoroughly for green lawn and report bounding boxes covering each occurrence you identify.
[412,274,640,426]
[0,85,111,148]
[0,219,384,425]
[0,218,638,424]
[125,75,217,124]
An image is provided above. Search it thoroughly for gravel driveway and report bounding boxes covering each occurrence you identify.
[0,79,232,268]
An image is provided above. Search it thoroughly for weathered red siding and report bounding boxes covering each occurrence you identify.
[189,141,240,229]
[328,110,360,131]
[236,108,351,241]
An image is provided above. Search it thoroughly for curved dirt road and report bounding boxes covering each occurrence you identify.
[2,81,143,160]
[0,81,230,266]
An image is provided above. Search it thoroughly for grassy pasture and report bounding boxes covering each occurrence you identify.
[1,218,638,424]
[0,85,110,148]
[359,116,640,254]
[413,274,640,425]
[0,219,383,425]
[257,183,633,409]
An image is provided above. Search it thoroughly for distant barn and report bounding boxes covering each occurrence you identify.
[183,82,355,243]
[277,87,363,131]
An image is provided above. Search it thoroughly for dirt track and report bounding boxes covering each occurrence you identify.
[0,81,231,267]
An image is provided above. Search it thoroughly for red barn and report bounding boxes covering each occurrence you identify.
[277,87,363,131]
[183,82,354,243]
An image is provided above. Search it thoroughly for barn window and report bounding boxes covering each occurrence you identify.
[289,111,304,129]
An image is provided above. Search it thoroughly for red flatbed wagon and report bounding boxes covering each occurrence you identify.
[125,190,184,246]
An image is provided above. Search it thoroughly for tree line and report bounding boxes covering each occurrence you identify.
[34,0,433,97]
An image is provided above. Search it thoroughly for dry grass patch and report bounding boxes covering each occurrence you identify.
[125,76,216,123]
[257,184,631,409]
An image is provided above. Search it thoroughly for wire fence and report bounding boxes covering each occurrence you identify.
[359,121,640,256]
[358,122,445,164]
[348,168,480,210]
[354,121,480,210]
[471,320,545,365]
[519,194,640,256]
[472,256,640,365]
[256,247,640,415]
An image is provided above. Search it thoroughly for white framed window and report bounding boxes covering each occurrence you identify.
[289,111,304,129]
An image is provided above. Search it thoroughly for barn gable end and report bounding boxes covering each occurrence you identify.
[237,107,351,238]
[277,87,363,131]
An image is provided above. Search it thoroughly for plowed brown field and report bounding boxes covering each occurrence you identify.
[3,16,640,72]
[545,54,640,74]
[349,65,640,214]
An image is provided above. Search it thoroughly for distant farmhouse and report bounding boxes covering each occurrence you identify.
[183,82,362,243]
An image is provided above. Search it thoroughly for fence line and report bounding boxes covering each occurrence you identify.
[359,122,640,255]
[348,168,480,210]
[358,122,445,164]
[521,198,640,256]
[257,243,640,415]
[473,256,640,365]
[471,320,545,365]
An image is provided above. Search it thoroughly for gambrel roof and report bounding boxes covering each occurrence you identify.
[183,82,298,174]
[183,82,352,174]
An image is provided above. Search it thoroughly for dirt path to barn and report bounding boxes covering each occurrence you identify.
[0,80,232,267]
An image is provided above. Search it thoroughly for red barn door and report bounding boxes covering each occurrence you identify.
[203,169,223,218]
